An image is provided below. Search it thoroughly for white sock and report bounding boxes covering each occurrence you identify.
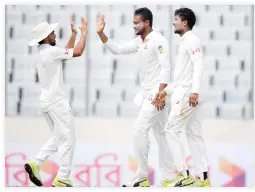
[181,170,188,178]
[164,173,177,181]
[30,158,43,166]
[198,173,204,181]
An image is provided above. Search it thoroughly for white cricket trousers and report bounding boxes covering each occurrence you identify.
[133,88,175,181]
[164,86,208,176]
[32,99,75,180]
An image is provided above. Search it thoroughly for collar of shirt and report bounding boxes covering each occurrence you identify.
[38,44,52,50]
[181,30,193,42]
[141,30,154,42]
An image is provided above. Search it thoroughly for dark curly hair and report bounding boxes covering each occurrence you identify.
[174,8,196,30]
[134,7,153,27]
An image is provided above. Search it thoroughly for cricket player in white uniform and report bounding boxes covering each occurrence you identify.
[25,17,88,187]
[152,8,211,187]
[97,7,175,187]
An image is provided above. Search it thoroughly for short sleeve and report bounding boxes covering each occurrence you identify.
[53,47,74,60]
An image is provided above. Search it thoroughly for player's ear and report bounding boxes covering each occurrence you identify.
[183,20,188,27]
[145,20,150,27]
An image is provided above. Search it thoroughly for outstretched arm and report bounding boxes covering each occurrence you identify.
[97,15,138,55]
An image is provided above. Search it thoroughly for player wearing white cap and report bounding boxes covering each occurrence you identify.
[24,17,88,187]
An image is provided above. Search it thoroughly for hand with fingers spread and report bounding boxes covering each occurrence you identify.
[97,14,105,34]
[71,17,88,57]
[65,15,78,49]
[189,93,199,107]
[79,17,88,35]
[70,15,77,34]
[151,90,167,111]
[96,14,108,43]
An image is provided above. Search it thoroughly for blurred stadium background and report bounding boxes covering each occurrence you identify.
[5,5,254,119]
[5,5,255,187]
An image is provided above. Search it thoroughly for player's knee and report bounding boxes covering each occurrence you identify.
[186,128,202,139]
[134,116,151,136]
[62,135,75,149]
[65,115,74,129]
[134,126,148,138]
[164,117,183,137]
[60,127,75,142]
[168,129,182,138]
[164,115,180,130]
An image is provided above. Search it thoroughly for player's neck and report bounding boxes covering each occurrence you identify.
[141,28,153,41]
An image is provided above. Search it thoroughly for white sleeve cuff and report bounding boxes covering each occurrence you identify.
[103,39,118,55]
[191,88,200,94]
[160,71,171,84]
[104,38,114,47]
[164,84,175,95]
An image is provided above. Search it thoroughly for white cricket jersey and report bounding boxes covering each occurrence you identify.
[36,44,73,111]
[104,31,171,90]
[166,31,204,95]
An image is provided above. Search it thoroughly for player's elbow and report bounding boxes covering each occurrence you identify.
[106,46,121,55]
[73,52,82,57]
[108,49,119,55]
[73,48,83,57]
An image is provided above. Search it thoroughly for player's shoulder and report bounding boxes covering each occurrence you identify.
[186,32,201,44]
[38,45,54,57]
[50,46,67,56]
[41,46,67,60]
[51,46,64,51]
[152,31,168,43]
[39,45,59,53]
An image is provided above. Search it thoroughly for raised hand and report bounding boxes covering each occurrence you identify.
[80,17,88,34]
[97,14,105,34]
[70,15,77,34]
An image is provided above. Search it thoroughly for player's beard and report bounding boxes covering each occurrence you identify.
[174,26,183,35]
[50,39,56,46]
[134,22,145,35]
